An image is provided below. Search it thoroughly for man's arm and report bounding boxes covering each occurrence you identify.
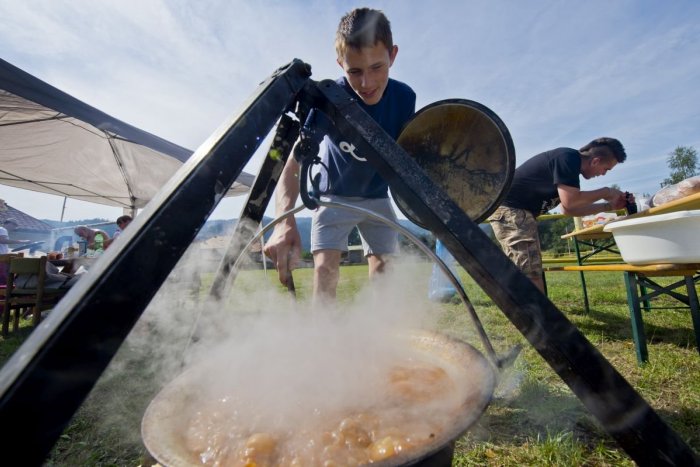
[0,234,30,246]
[263,151,304,286]
[557,184,626,216]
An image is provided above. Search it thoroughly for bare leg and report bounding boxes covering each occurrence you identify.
[367,254,390,279]
[312,249,342,308]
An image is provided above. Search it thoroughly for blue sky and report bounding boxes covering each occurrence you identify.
[1,0,699,221]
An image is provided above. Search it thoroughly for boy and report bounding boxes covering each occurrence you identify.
[264,7,416,306]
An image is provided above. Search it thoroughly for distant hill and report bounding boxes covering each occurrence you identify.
[41,218,111,228]
[196,216,493,253]
[42,218,118,237]
[41,215,490,253]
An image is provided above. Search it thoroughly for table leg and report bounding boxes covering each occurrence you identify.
[541,270,549,296]
[685,275,700,356]
[640,282,651,312]
[1,301,10,336]
[624,272,648,364]
[573,238,590,313]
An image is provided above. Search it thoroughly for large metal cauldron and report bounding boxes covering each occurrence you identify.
[141,330,496,466]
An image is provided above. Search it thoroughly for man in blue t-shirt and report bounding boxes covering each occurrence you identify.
[489,137,630,292]
[264,8,416,305]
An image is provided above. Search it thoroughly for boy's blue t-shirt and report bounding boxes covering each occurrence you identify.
[318,76,416,198]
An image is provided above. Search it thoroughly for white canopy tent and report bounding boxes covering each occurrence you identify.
[0,58,253,213]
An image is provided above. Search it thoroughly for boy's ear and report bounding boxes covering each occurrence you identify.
[389,45,398,66]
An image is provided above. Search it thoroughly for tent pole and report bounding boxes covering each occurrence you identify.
[59,196,67,222]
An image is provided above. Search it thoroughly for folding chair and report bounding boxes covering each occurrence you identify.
[1,253,24,322]
[0,252,23,285]
[2,256,67,336]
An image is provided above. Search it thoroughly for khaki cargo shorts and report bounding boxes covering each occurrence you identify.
[488,206,542,282]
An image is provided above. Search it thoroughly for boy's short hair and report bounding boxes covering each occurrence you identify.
[580,137,627,163]
[335,7,393,57]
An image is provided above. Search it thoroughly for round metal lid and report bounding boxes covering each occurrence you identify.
[392,99,515,227]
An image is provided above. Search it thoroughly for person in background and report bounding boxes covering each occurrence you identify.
[105,215,132,248]
[0,218,29,255]
[1,218,30,285]
[73,225,110,250]
[263,7,416,306]
[489,137,631,292]
[113,215,132,240]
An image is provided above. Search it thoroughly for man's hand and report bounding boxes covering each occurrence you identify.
[263,219,302,287]
[0,237,31,245]
[604,187,627,210]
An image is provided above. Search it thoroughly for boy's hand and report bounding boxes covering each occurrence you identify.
[263,220,302,287]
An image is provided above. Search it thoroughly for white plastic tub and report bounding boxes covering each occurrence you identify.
[603,210,700,265]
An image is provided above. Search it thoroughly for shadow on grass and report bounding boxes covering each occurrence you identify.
[0,320,35,366]
[464,378,609,448]
[46,343,166,466]
[458,375,700,461]
[656,406,700,449]
[568,306,700,352]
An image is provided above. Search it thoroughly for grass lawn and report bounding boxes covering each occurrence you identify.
[1,262,699,466]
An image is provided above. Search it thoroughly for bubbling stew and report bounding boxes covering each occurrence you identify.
[183,359,458,466]
[142,331,495,467]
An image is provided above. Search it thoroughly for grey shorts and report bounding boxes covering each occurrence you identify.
[311,195,398,256]
[488,206,542,280]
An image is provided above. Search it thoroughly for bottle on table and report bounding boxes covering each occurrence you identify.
[77,240,87,256]
[94,233,104,255]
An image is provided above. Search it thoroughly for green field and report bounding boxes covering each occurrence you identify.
[2,262,699,466]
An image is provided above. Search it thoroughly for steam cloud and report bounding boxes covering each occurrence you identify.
[76,237,475,460]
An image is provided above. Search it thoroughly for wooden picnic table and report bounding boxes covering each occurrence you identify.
[550,192,700,363]
[561,191,700,240]
[552,263,700,363]
[554,191,700,311]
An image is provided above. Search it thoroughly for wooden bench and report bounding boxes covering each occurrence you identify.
[546,263,700,363]
[542,255,623,311]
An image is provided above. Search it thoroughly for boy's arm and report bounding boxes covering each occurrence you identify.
[263,150,303,286]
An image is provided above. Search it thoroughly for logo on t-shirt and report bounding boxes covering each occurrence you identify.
[339,141,366,162]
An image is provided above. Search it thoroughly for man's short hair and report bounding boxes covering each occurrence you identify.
[580,137,627,163]
[116,215,132,225]
[335,7,393,57]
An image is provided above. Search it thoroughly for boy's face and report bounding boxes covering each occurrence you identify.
[337,42,398,106]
